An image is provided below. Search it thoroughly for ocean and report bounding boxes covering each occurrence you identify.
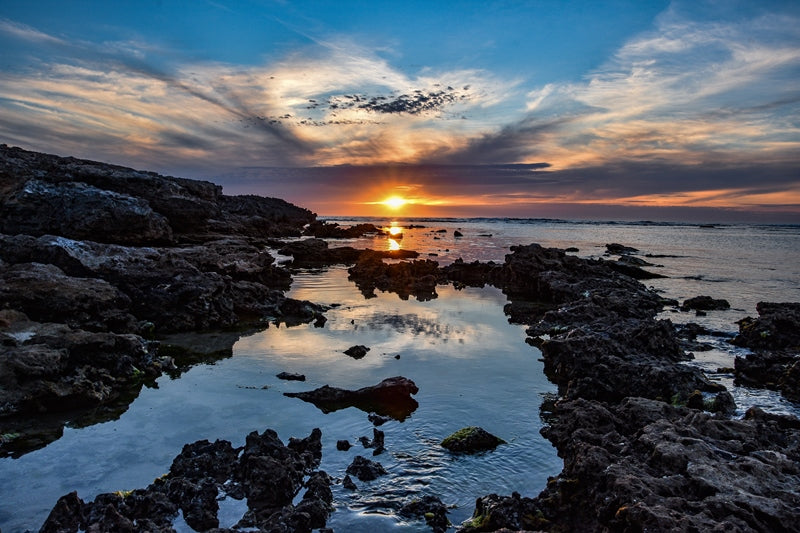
[2,218,799,532]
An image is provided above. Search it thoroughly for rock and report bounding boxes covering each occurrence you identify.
[342,475,357,491]
[681,295,731,311]
[279,238,420,267]
[459,492,547,532]
[441,426,505,454]
[336,439,352,451]
[284,376,419,421]
[304,221,383,238]
[39,427,332,532]
[605,243,639,254]
[346,455,387,481]
[733,302,800,350]
[0,179,174,245]
[733,302,800,402]
[399,495,450,533]
[368,412,391,426]
[276,371,306,381]
[344,344,370,359]
[454,230,463,237]
[348,252,441,300]
[359,428,385,454]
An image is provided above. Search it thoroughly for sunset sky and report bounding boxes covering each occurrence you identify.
[1,1,799,221]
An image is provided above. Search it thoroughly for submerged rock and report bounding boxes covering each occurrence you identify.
[399,494,450,533]
[284,376,419,421]
[441,426,505,454]
[346,455,387,481]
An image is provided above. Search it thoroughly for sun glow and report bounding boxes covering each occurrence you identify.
[382,196,408,209]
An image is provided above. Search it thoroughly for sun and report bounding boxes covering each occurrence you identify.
[382,196,408,210]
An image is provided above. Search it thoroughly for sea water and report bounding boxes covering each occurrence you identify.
[1,218,798,532]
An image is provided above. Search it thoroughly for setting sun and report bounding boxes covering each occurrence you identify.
[382,196,408,209]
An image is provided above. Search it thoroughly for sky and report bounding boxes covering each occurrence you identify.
[0,0,799,221]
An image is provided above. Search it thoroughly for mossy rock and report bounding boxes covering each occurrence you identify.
[441,426,505,453]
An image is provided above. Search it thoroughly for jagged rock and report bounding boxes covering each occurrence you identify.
[346,455,387,481]
[441,426,505,454]
[605,243,639,254]
[344,344,370,359]
[39,428,332,532]
[304,221,384,238]
[284,376,419,420]
[279,238,418,267]
[399,495,450,533]
[733,302,800,402]
[276,371,306,381]
[348,252,441,300]
[682,295,731,311]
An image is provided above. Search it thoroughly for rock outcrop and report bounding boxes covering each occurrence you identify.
[39,428,332,532]
[0,145,323,457]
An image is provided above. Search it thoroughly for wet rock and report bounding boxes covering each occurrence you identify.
[279,238,419,267]
[337,439,352,451]
[399,494,450,533]
[39,427,332,532]
[346,455,387,481]
[605,243,639,255]
[344,344,370,359]
[276,371,306,381]
[0,178,174,245]
[369,412,391,426]
[359,428,385,455]
[454,230,463,237]
[304,221,383,238]
[348,252,441,300]
[441,426,505,454]
[733,302,800,401]
[459,492,547,532]
[284,376,419,421]
[682,295,731,311]
[342,475,357,491]
[733,302,800,351]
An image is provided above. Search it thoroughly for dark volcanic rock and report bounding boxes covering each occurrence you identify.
[39,427,332,532]
[284,376,419,420]
[279,238,419,267]
[399,495,450,533]
[344,344,370,359]
[682,295,731,311]
[733,302,800,351]
[349,251,441,300]
[733,302,800,402]
[0,144,314,243]
[605,243,639,255]
[0,146,325,455]
[441,426,505,454]
[0,179,174,245]
[304,220,384,238]
[346,455,387,481]
[277,371,306,381]
[526,398,800,532]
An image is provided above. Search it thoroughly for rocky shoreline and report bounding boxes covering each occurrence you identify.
[2,146,799,531]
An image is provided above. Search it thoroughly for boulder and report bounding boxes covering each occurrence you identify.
[284,376,419,420]
[345,455,387,481]
[441,426,505,454]
[681,295,731,311]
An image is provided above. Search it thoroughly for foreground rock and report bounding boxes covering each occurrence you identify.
[40,428,332,532]
[733,302,800,402]
[0,145,324,455]
[284,376,419,420]
[434,243,800,531]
